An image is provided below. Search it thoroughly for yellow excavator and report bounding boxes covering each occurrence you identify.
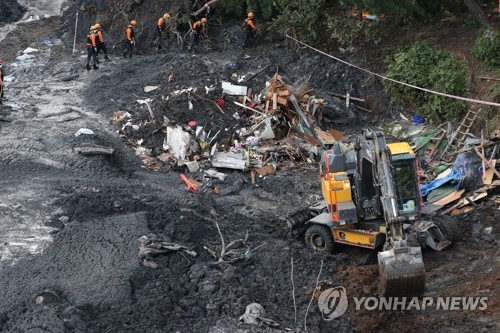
[290,129,451,295]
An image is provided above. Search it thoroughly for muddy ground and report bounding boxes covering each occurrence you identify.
[0,1,498,332]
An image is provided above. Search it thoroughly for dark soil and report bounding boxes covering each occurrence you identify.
[0,0,25,25]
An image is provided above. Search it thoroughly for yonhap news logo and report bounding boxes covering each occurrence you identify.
[317,286,348,320]
[318,286,488,321]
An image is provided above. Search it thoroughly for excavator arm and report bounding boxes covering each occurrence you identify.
[359,130,426,295]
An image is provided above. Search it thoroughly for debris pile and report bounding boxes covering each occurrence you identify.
[111,72,355,190]
[391,112,500,216]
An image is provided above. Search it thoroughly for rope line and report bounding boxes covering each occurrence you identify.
[285,33,500,108]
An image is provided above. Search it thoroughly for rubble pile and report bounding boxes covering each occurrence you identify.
[391,114,500,216]
[111,72,355,191]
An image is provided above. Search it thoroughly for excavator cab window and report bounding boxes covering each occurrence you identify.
[392,159,419,213]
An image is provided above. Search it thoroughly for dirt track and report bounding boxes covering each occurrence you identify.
[0,1,498,332]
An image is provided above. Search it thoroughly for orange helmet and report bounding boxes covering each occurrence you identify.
[248,12,254,19]
[163,13,170,18]
[94,23,101,29]
[130,20,137,26]
[201,18,207,23]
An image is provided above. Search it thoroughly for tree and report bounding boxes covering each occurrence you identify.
[462,0,490,27]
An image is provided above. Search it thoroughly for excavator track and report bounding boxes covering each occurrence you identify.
[378,247,426,296]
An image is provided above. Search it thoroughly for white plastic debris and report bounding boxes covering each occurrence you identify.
[15,54,35,61]
[166,125,192,160]
[144,86,159,93]
[74,128,95,137]
[26,15,40,23]
[204,85,215,94]
[185,161,200,173]
[188,100,193,110]
[136,98,153,105]
[23,47,39,54]
[222,81,248,96]
[4,75,16,82]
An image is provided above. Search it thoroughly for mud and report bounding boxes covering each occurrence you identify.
[0,1,498,333]
[0,0,25,25]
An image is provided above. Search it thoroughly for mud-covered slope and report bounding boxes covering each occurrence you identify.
[0,0,25,24]
[0,1,498,333]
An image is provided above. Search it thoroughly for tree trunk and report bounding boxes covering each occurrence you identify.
[192,0,219,16]
[463,0,490,27]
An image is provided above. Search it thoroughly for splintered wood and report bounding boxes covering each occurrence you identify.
[264,74,311,115]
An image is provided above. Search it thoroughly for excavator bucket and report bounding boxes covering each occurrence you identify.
[378,246,426,296]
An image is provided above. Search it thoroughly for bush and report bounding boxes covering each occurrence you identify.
[269,0,325,43]
[216,0,277,21]
[472,30,500,69]
[384,41,469,123]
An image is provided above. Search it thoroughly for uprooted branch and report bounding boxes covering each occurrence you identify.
[204,221,265,264]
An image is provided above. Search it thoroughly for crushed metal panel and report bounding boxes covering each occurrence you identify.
[211,152,248,171]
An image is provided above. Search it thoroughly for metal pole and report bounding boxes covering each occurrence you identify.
[72,12,79,55]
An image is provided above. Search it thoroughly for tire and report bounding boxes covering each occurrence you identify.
[305,224,335,253]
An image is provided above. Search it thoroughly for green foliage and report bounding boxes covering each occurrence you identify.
[326,16,365,47]
[217,0,277,21]
[217,0,245,17]
[269,0,325,43]
[472,30,500,69]
[384,41,469,123]
[326,14,387,47]
[342,0,423,15]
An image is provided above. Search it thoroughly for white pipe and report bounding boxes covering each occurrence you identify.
[72,12,79,55]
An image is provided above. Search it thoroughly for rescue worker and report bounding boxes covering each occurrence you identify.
[86,26,99,70]
[123,20,137,59]
[242,12,256,48]
[94,23,109,62]
[0,59,5,105]
[188,18,207,51]
[154,13,171,50]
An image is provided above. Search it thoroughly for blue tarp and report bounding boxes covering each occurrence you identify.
[421,153,471,197]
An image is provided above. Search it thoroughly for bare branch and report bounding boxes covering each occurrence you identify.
[304,260,323,330]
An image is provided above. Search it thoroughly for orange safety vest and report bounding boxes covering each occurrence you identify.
[242,18,256,31]
[193,21,204,35]
[86,33,97,47]
[158,17,166,29]
[126,26,135,40]
[97,30,105,44]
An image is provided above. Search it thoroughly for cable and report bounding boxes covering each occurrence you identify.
[285,33,500,108]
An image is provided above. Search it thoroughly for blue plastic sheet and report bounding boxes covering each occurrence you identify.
[421,153,471,197]
[411,115,425,124]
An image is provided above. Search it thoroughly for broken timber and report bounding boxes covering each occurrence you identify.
[75,144,114,155]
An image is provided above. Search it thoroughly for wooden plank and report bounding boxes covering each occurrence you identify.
[278,89,290,97]
[265,100,270,113]
[483,164,495,185]
[474,146,500,178]
[272,92,278,110]
[451,206,475,216]
[433,189,465,206]
[74,145,114,155]
[460,192,488,206]
[315,129,336,145]
[328,129,345,141]
[436,167,453,179]
[256,164,276,177]
[277,96,288,106]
